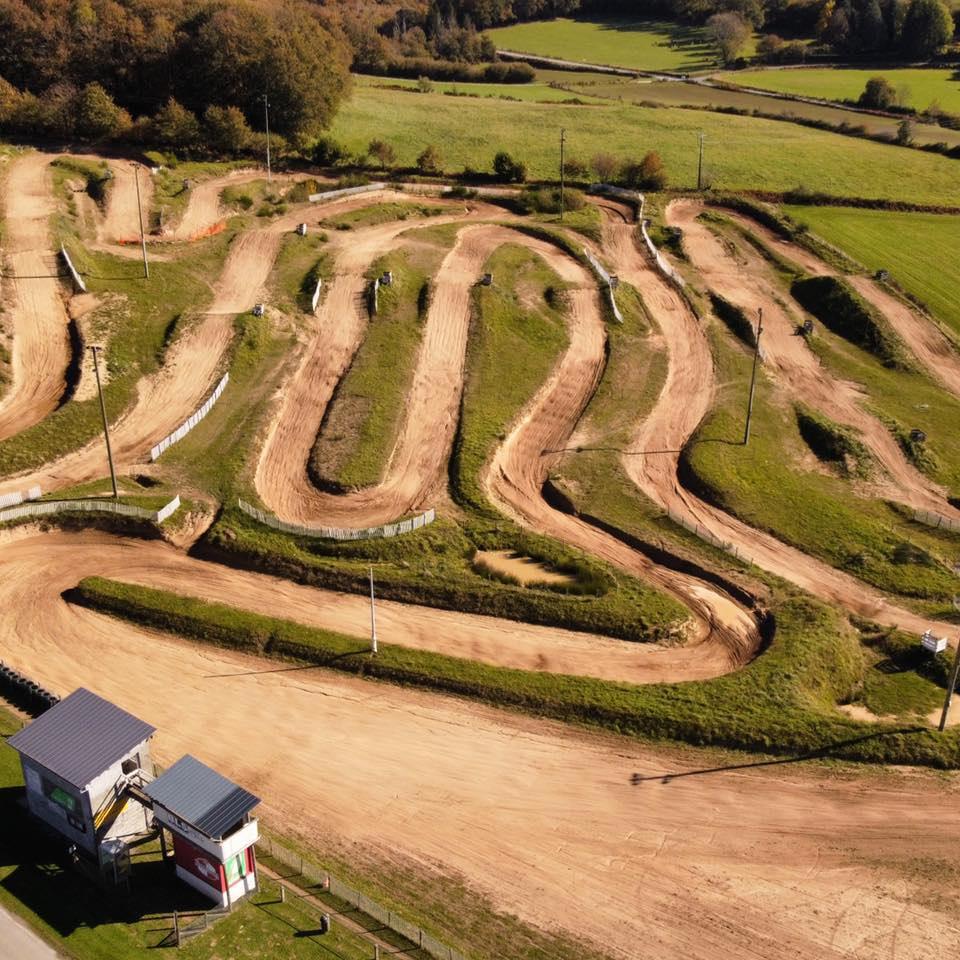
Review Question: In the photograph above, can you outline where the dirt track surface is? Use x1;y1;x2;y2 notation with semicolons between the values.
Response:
669;199;960;524
98;159;152;245
2;529;959;960
595;202;954;638
0;152;71;440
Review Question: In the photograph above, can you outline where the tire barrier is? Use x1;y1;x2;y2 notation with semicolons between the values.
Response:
0;661;60;717
237;498;436;541
59;244;87;293
0;485;41;510
0;494;180;526
308;183;386;204
583;248;623;324
150;373;229;461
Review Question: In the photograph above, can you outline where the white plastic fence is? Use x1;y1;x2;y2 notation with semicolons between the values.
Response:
588;183;644;204
150;373;229;461
310;277;323;312
583;248;623;324
370;276;380;315
914;509;960;534
0;485;41;509
640;218;687;290
59;244;87;293
664;505;755;565
238;499;436;541
308;183;386;204
0;494;180;526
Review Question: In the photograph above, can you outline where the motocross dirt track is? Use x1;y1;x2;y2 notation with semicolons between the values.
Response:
668;199;959;524
1;528;959;960
595;201;954;638
0;152;71;440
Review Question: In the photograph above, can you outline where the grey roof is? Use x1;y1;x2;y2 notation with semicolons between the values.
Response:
145;754;260;839
8;688;155;788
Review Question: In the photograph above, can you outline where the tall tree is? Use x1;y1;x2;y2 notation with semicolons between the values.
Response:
901;0;954;56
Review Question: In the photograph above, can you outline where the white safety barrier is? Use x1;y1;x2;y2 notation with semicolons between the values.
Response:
0;485;41;510
150;373;229;461
310;277;323;312
308;183;386;204
583;248;623;324
0;494;180;526
588;183;643;204
59;244;87;293
370;276;380;315
664;506;755;566
238;499;436;541
914;509;960;534
640;218;686;290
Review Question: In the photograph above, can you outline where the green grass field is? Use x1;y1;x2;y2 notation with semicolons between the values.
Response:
726;68;960;114
788;206;960;336
330;84;960;205
485;18;724;72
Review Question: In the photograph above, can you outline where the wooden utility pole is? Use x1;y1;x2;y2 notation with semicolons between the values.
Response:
369;566;378;655
743;307;763;445
559;128;566;222
697;132;705;191
263;94;272;182
938;596;960;731
90;345;118;498
134;163;149;279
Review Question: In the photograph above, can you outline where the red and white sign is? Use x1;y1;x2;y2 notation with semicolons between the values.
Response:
173;835;224;892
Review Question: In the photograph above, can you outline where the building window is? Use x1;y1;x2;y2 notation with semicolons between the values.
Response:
42;779;79;815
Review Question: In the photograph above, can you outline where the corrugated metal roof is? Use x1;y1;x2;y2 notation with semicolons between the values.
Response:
8;687;155;789
145;754;260;840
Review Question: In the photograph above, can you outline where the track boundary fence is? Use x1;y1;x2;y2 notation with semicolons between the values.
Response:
914;508;960;533
664;506;755;565
59;244;87;292
0;486;41;509
237;499;436;541
583;247;623;324
256;835;466;960
150;373;229;461
310;277;323;312
308;183;386;204
0;494;180;525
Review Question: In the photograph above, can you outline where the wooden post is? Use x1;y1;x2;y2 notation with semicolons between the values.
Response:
173;910;180;947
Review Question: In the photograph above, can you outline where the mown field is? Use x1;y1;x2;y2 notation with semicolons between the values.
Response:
330;84;960;204
356;73;606;103
726;67;960;114
485;17;723;72
789;206;960;336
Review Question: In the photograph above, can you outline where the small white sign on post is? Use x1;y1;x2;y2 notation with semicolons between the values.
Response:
921;630;948;654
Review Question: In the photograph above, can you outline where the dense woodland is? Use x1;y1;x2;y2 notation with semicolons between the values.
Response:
0;0;957;152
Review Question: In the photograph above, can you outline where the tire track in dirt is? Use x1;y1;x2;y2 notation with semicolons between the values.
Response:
0;152;71;440
2;527;959;960
669;199;960;523
595;202;955;638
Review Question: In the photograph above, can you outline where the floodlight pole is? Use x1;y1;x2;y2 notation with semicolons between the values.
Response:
697;132;705;192
743;307;763;446
263;94;272;183
90;345;118;498
134;163;149;279
938;596;960;731
559;128;566;222
369;566;378;655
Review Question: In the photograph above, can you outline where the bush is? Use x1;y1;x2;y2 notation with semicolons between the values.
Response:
492;151;527;183
368;139;397;169
619;151;667;190
203;105;252;155
517;186;586;214
152;97;200;150
312;135;347;167
417;144;442;174
859;77;898;110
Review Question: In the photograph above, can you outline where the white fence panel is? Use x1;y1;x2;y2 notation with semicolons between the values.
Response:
914;509;960;534
310;278;323;312
237;499;436;541
664;506;754;566
0;486;41;509
0;494;180;526
583;248;623;324
308;183;386;204
640;218;686;289
59;245;87;293
150;373;229;461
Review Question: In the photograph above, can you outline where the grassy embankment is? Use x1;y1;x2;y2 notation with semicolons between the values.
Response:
310;243;438;491
330;84;960;205
789;205;960;336
200;235;687;641
357;72;608;103
0;710;411;960
71;574;960;767
320;200;445;230
484;17;727;71
726;67;960;114
0;178;236;479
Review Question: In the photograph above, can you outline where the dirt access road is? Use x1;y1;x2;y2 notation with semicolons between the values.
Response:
2;528;959;960
668;199;960;525
0;152;71;441
595;202;955;638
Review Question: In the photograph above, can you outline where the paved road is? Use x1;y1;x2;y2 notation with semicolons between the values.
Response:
0;904;62;959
